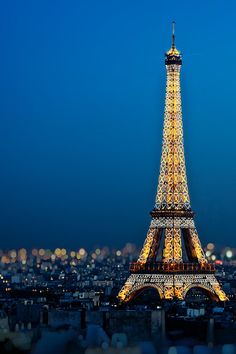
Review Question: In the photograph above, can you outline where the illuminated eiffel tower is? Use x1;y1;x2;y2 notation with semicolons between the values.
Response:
118;23;227;303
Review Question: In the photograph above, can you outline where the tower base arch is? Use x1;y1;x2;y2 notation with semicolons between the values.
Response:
118;273;227;303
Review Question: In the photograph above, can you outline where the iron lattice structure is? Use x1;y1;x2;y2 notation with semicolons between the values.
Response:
117;24;228;303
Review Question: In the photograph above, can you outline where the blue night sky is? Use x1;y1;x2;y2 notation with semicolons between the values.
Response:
0;0;235;250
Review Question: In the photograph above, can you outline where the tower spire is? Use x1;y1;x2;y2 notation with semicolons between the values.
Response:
172;20;175;48
165;21;181;64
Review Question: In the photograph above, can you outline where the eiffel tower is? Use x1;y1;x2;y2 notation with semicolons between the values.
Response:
118;23;227;303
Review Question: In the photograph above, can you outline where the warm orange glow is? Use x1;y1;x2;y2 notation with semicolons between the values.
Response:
117;33;228;304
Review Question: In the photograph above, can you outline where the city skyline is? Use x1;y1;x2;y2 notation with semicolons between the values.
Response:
0;1;236;249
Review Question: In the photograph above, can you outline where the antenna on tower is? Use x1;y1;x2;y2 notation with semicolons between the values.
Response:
172;21;175;48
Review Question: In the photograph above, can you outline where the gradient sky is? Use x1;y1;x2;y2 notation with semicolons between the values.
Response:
0;0;235;250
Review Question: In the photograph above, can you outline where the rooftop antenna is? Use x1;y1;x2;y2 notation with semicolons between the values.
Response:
172;21;175;48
